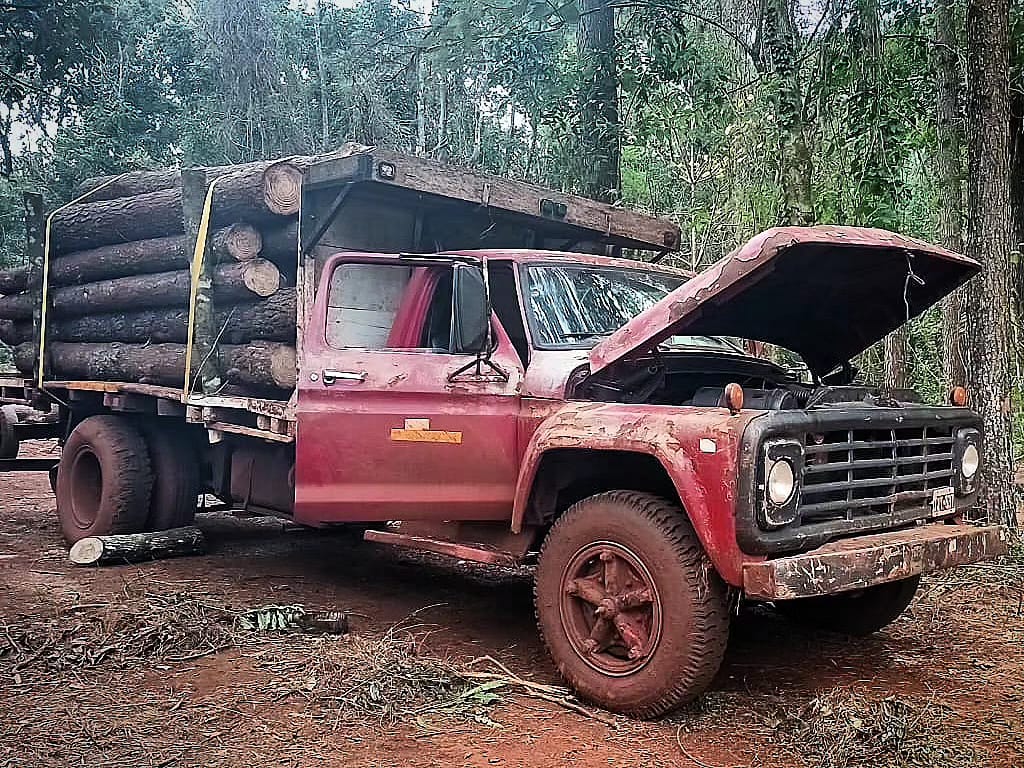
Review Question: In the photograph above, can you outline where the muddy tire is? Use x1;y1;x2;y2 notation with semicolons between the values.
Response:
535;491;729;718
56;415;152;544
141;421;200;531
774;576;920;636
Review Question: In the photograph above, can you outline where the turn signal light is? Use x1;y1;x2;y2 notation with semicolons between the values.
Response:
950;386;968;407
725;382;744;414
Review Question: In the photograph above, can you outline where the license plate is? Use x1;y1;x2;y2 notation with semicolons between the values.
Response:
931;486;955;516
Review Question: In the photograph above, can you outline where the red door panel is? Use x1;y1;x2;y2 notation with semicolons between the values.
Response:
294;255;523;525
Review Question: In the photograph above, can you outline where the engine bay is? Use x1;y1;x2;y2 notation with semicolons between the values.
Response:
572;351;920;410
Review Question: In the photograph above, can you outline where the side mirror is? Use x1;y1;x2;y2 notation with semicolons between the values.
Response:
447;261;510;382
451;264;488;354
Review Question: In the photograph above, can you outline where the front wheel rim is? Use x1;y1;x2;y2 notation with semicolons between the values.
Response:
558;540;663;676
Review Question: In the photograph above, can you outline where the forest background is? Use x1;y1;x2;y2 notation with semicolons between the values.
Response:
0;0;1020;521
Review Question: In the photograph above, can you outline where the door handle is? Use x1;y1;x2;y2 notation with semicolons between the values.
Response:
322;369;367;385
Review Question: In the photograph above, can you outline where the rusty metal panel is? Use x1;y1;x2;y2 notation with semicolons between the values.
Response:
743;523;1008;599
589;226;981;377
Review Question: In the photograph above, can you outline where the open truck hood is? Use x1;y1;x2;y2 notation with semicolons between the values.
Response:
589;226;980;377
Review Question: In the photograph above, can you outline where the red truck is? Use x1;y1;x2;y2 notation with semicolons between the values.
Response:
0;151;1007;717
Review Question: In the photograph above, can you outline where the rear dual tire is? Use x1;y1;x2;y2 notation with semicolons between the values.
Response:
56;415;200;544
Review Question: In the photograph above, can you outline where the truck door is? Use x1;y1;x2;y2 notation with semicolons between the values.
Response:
294;254;524;524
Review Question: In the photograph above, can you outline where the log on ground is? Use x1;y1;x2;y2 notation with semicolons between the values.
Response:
51;290;296;344
45;341;296;389
69;525;206;566
50;259;281;316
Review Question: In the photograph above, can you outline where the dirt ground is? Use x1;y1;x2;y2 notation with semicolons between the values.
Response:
2;441;1023;768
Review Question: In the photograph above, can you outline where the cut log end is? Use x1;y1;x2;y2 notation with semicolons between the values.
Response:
69;537;104;565
220;223;263;261
239;259;282;297
263;162;303;216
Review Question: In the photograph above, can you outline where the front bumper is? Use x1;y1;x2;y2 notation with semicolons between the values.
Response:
743;523;1008;600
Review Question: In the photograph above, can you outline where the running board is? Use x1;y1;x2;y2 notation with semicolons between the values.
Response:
363;529;523;566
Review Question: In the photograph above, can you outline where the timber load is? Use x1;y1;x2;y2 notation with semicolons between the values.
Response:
0;148;348;394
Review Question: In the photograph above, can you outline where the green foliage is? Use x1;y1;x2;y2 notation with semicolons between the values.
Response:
0;0;1018;449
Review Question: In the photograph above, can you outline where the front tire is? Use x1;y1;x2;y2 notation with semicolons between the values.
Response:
774;576;920;636
56;415;153;544
535;491;729;718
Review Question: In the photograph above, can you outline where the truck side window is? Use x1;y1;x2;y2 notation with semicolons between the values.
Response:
326;262;458;351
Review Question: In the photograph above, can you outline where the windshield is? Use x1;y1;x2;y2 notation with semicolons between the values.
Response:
524;264;741;352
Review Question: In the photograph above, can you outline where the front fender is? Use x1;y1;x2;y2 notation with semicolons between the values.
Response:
512;402;762;586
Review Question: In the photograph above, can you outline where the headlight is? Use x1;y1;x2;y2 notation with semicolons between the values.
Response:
954;428;982;496
961;443;979;479
767;459;796;505
760;439;803;529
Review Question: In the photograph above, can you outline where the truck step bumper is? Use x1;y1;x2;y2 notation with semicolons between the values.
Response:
743;523;1008;600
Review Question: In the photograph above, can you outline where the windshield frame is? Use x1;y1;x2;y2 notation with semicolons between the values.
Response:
517;261;742;354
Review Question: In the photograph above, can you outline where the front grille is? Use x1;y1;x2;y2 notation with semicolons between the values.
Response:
800;425;955;523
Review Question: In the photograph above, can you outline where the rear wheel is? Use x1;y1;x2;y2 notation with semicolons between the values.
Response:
535;491;729;718
774;576;920;636
56;415;152;543
141;421;201;531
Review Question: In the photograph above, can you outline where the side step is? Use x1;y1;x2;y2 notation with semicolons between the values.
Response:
363;529;524;567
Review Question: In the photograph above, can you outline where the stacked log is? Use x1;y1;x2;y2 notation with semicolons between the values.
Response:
0;154;318;393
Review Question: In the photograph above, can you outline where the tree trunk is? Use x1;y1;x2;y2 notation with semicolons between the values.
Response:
39;341;296;389
0;265;34;294
50;260;281;317
314;0;330;150
759;0;815;225
576;0;620;202
49;291;296;345
935;0;968;389
964;0;1018;526
69;526;206;566
883;331;909;390
50;189;183;255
